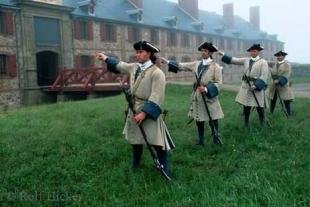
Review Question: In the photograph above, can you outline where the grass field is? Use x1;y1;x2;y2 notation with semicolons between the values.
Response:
0;84;309;206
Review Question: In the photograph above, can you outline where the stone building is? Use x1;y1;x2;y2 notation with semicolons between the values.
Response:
0;0;284;109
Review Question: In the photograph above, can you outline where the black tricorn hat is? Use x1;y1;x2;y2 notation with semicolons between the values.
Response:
198;42;218;52
133;41;160;53
247;44;264;52
274;50;288;57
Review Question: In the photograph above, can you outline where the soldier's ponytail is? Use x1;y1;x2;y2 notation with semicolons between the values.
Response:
150;53;157;64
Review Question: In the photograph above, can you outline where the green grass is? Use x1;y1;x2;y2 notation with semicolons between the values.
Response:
0;84;309;206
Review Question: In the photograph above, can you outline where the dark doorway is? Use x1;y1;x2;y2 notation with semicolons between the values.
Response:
36;51;58;86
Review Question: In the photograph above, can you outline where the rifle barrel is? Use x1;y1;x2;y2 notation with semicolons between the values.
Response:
120;82;171;181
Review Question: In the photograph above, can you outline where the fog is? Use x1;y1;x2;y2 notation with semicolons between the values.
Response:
169;0;310;63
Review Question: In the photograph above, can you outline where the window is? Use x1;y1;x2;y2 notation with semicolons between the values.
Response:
0;55;7;75
0;11;13;35
0;11;5;34
150;29;159;44
128;27;141;43
181;56;191;62
196;35;203;46
238;41;243;50
74;20;93;40
168;56;176;61
34;17;60;45
219;38;225;50
80;22;88;40
181;33;190;48
129;55;136;63
100;23;117;42
81;55;91;68
137;13;142;22
208;37;214;44
167;31;177;47
75;55;95;68
227;39;233;51
0;54;16;77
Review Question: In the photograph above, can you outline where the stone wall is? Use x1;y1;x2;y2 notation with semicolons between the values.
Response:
0;10;19;110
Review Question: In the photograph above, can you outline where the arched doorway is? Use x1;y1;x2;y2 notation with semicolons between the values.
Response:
36;51;59;86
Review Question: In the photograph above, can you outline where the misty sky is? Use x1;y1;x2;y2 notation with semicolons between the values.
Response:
169;0;310;63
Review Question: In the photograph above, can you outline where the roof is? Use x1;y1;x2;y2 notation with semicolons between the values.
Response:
0;0;16;7
68;0;279;41
1;0;280;42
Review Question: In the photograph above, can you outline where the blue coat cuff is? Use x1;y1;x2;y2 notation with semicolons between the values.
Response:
168;60;179;73
254;79;266;91
278;76;288;86
142;101;162;120
221;55;232;64
105;57;120;73
205;82;219;98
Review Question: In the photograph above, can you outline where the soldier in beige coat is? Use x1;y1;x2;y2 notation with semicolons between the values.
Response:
267;51;294;116
218;44;269;126
96;41;174;174
161;42;224;146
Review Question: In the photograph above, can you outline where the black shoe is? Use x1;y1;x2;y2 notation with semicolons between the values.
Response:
212;134;223;146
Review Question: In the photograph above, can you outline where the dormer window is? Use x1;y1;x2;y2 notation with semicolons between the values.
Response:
126;9;143;23
214;26;224;34
88;0;95;16
191;21;204;31
259;31;267;38
163;16;177;28
78;0;96;16
231;29;241;38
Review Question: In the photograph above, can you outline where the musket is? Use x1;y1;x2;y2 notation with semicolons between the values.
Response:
119;81;171;181
243;75;261;108
193;72;223;145
275;87;289;118
243;74;272;127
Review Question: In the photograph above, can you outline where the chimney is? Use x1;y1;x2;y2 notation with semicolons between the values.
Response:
178;0;199;19
250;6;260;30
223;3;234;28
128;0;143;9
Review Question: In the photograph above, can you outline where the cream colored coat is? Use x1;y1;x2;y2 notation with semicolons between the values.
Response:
116;62;173;150
267;61;294;101
178;60;224;121
229;57;269;107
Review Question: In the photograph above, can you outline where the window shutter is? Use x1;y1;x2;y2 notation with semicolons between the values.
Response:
8;54;17;77
90;56;95;67
88;21;93;40
112;25;117;42
74;55;81;68
5;12;14;35
128;27;133;42
74;21;81;40
100;23;106;41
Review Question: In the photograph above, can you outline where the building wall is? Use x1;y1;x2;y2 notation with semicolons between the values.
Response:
0;1;284;109
73;20;283;84
14;2;74;106
0;9;20;109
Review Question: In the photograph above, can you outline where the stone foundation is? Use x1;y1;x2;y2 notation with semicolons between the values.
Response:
0;90;21;110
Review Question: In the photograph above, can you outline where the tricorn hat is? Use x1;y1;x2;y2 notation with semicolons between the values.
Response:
247;44;264;52
133;41;160;53
198;42;218;52
274;50;288;57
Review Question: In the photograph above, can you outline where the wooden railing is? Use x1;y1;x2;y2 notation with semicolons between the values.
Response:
50;67;130;92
